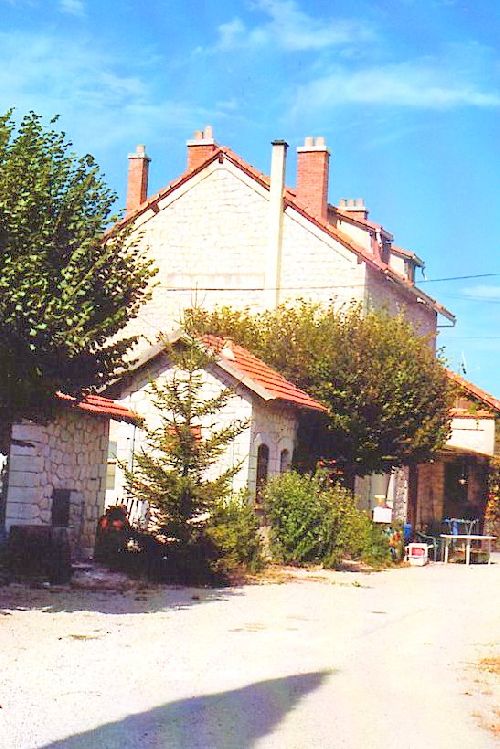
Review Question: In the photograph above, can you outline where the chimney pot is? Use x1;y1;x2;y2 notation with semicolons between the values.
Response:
338;197;369;221
186;125;217;170
304;136;314;148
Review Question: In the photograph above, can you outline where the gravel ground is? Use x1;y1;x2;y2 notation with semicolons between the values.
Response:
0;558;498;749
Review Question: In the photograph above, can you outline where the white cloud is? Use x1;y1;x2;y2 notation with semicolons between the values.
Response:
463;285;500;300
214;0;374;52
291;58;500;112
59;0;85;16
0;31;209;152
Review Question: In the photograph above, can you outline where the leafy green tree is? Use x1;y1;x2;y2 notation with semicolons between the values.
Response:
187;302;454;476
123;337;248;548
0;111;155;430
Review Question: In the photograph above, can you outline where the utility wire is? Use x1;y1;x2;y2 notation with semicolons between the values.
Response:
419;273;499;284
150;272;499;293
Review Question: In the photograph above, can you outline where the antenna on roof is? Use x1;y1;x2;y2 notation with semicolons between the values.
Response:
459;352;468;376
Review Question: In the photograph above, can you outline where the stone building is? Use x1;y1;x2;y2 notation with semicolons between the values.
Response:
114;128;454;353
105;335;325;509
407;371;500;531
106;127;498;527
1;393;138;558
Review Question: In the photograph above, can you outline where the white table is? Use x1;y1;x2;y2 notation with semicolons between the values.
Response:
440;534;496;565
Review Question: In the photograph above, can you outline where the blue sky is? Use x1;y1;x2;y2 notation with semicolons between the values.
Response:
1;0;499;395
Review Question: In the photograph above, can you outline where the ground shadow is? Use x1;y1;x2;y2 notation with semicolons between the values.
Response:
39;671;331;749
0;582;241;615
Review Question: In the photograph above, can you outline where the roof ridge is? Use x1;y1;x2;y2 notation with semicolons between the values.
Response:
109;143;454;320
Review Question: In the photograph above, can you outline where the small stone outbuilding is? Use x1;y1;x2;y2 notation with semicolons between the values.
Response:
105;336;326;509
1;393;138;558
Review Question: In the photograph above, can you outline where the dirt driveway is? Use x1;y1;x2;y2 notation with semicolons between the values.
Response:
0;558;498;749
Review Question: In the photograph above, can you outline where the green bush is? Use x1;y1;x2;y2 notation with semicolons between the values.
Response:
206;495;265;577
263;471;391;567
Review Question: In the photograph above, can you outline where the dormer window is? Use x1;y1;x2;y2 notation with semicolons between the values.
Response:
381;240;391;264
404;260;415;283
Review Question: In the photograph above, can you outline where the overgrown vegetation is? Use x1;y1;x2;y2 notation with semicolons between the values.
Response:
263;471;391;568
0;111;155;433
206;495;264;576
187;302;453;478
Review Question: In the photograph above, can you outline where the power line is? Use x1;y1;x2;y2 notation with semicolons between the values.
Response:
419;273;500;284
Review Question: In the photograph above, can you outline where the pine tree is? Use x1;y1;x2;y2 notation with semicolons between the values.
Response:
124;336;248;548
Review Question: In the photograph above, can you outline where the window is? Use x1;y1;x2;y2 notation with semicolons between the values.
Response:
106;441;118;491
51;489;71;527
280;449;291;473
255;444;269;504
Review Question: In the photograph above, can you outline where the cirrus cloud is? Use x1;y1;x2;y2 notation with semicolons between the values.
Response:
291;55;500;113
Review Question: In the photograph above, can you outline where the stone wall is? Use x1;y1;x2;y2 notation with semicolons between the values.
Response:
120;158;425;352
364;267;438;342
5;410;109;558
415;461;445;528
248;401;298;499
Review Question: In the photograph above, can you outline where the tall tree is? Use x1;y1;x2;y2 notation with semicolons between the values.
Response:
0;111;155;430
187;302;454;476
124;336;248;546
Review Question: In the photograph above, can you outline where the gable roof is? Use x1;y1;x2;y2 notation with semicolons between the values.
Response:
110;142;455;323
447;370;500;414
56;392;139;424
107;334;326;414
202;336;326;413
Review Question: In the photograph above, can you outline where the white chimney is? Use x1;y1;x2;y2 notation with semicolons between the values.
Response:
266;139;288;308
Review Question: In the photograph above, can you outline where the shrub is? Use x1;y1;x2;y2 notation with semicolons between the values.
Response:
99;496;265;585
207;495;265;578
263;471;391;567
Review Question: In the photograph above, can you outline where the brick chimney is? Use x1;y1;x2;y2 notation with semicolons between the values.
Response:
186;125;216;171
296;136;330;222
126;145;150;217
338;198;369;221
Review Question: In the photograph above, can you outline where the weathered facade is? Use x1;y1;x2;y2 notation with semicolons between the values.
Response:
114;130;453;357
407;373;499;530
110;128;500;528
1;395;138;558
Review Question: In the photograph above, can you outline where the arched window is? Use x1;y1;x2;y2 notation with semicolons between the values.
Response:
255;444;269;503
280;448;291;473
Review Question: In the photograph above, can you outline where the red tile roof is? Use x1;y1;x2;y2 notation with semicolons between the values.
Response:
56;392;139;424
447;370;500;414
203;335;326;413
390;244;425;267
108;142;454;322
